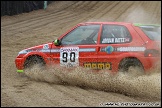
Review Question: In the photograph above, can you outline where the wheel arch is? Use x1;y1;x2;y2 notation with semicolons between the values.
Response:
23;54;46;68
118;57;144;71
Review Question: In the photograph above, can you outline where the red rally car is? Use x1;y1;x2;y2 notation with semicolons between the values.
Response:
15;22;161;73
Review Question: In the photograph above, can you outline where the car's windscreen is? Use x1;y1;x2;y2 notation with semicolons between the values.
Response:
139;26;161;41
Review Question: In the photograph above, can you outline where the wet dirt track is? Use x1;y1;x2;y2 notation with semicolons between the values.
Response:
1;1;161;107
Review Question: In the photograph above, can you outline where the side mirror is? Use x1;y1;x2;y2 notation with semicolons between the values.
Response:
53;39;61;46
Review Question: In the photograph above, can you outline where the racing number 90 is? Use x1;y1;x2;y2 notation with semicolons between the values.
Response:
62;52;75;62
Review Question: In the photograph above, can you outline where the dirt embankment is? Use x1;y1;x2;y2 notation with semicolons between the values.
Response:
1;1;161;107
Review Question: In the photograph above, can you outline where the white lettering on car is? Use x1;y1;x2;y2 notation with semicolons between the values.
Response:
102;38;130;43
116;47;146;51
102;38;115;43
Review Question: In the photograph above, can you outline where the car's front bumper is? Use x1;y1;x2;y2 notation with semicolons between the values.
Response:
15;57;25;72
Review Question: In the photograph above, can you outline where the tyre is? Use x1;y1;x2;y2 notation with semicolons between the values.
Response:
119;58;144;73
24;55;45;69
19;55;46;77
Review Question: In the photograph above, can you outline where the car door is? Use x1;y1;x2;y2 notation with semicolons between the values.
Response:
97;24;145;72
50;24;101;69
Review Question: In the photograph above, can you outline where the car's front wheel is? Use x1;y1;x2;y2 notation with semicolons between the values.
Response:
24;55;46;69
19;55;46;77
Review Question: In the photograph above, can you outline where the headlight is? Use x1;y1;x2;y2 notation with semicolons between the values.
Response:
18;50;27;56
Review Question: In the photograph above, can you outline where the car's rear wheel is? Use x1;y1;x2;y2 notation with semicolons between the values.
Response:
118;58;144;75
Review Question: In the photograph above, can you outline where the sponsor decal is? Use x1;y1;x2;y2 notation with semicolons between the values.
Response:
43;44;49;49
105;46;114;54
60;48;78;52
84;62;112;70
101;46;146;53
116;47;146;52
102;38;130;43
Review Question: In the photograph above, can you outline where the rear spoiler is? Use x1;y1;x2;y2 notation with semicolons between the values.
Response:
133;23;160;27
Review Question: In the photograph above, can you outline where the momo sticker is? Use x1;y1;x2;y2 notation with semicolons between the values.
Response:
60;47;79;67
84;62;112;70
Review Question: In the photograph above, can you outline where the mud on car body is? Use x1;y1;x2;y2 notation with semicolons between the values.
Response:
15;22;161;73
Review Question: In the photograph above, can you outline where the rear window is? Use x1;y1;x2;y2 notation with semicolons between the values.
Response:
139;26;161;41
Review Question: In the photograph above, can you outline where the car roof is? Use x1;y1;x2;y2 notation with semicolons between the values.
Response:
79;22;132;25
78;22;160;26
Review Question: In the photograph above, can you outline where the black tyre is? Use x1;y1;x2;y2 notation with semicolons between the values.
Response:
18;55;45;77
119;58;144;73
24;55;45;70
